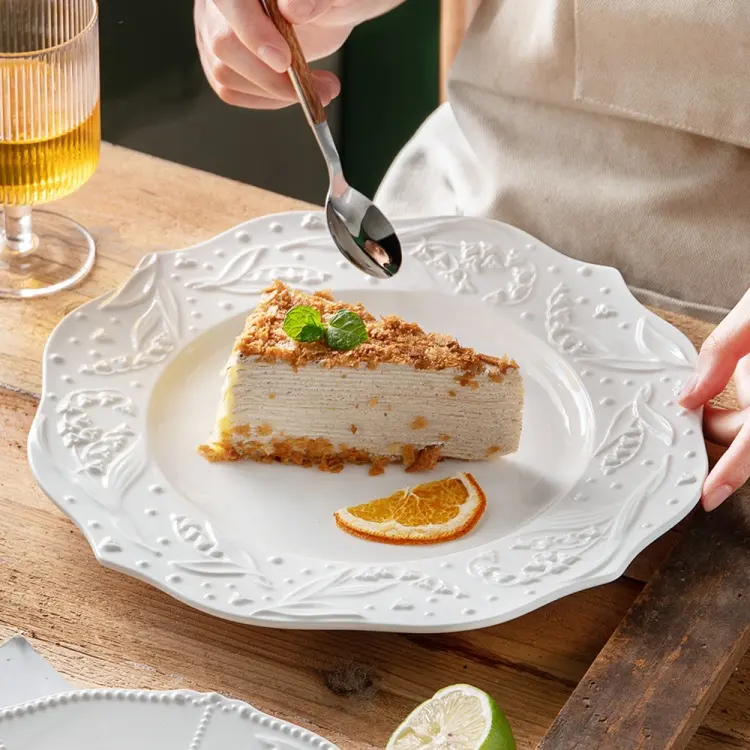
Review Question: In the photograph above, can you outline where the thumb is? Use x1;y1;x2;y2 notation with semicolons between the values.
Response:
679;288;750;409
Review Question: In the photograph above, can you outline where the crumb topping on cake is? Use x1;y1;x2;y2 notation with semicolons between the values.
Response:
405;445;442;473
234;281;518;374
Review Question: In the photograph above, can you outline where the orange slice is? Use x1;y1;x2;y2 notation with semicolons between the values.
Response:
334;473;486;545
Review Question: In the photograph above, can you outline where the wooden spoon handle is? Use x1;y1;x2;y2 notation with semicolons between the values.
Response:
260;0;327;125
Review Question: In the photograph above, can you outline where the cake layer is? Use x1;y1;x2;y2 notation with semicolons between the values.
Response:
201;357;524;471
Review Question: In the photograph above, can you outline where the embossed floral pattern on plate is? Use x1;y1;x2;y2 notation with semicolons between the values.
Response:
28;213;708;632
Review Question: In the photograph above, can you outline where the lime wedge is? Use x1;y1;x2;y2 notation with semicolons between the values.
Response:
387;684;516;750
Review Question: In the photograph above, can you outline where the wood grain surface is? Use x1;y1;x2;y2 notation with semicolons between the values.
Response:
0;144;747;749
538;486;750;749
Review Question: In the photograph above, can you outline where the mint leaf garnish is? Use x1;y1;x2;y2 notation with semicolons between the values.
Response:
282;306;325;343
282;305;368;350
325;309;369;351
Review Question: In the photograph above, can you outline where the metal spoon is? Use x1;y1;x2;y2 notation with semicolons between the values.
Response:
260;0;402;278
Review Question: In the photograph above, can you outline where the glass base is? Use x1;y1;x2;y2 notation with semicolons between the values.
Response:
0;209;96;298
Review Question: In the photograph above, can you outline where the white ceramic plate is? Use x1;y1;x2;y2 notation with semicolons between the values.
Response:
0;689;337;749
28;213;707;632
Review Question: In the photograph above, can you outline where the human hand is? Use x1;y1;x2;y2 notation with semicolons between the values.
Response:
679;288;750;511
194;0;402;110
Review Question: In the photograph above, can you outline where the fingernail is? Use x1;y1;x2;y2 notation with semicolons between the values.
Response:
703;484;733;511
258;45;289;73
287;0;315;21
679;373;699;402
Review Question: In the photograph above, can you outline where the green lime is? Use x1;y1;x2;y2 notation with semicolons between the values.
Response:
387;684;516;750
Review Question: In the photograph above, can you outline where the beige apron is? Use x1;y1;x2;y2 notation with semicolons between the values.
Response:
375;0;750;322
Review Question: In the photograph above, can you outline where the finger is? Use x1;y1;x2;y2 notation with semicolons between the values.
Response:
278;0;338;25
208;83;291;108
680;287;750;408
199;45;338;109
702;418;750;511
306;68;341;102
308;0;404;27
198;46;290;108
199;22;339;101
199;56;338;109
703;404;748;446
197;2;341;101
294;21;352;60
736;354;750;408
203;56;278;96
198;19;295;99
212;0;291;72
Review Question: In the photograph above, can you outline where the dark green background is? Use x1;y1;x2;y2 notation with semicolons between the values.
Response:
341;0;439;196
99;0;439;202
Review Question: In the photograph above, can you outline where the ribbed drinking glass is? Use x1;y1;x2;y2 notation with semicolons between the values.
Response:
0;0;100;298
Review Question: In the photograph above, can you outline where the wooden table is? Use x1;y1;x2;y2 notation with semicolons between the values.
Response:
0;145;747;749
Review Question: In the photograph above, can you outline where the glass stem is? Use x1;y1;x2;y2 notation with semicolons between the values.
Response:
2;205;37;254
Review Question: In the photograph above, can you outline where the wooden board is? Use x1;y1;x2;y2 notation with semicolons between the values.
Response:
539;486;750;749
0;144;747;749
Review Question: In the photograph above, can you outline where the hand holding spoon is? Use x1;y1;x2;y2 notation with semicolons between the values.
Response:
259;0;402;278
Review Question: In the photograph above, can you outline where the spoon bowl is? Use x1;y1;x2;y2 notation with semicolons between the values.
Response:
326;185;402;279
